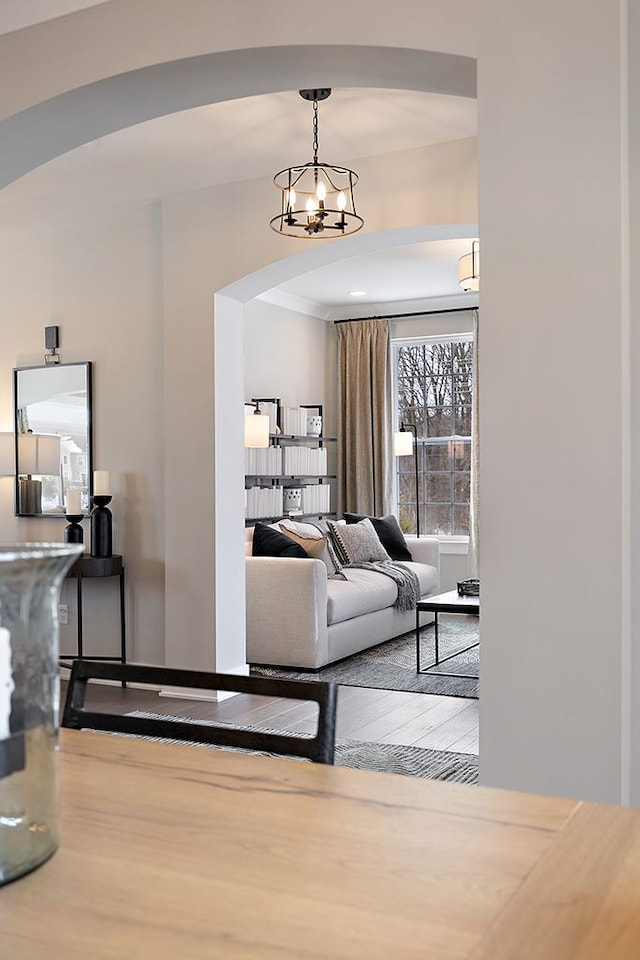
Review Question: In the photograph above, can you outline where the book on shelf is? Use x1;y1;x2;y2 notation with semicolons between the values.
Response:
245;484;283;520
281;406;309;436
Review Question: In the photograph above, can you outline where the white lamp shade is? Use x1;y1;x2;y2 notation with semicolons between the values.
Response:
394;430;414;457
18;433;60;475
0;433;14;476
245;413;270;448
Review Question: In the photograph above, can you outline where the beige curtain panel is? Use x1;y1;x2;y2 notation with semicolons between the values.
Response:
336;318;393;517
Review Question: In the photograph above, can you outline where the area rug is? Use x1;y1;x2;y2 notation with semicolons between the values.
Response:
251;616;479;699
126;711;478;784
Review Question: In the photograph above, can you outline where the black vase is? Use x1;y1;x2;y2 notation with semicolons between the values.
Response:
90;495;112;557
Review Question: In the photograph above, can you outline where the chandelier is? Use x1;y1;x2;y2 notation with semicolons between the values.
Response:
270;89;363;239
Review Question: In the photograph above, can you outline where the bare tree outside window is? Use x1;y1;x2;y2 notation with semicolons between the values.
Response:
395;337;473;536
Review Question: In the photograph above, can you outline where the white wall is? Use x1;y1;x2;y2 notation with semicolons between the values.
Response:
244;300;332;427
0;0;636;804
478;0;626;801
0;203;166;664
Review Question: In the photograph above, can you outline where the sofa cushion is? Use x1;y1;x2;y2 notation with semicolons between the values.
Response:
326;560;440;625
327;518;389;565
252;522;307;558
343;513;412;561
327;568;398;624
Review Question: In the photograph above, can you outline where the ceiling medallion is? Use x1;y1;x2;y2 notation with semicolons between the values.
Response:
270;88;364;239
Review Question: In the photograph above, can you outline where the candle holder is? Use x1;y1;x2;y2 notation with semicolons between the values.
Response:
63;514;84;544
90;495;113;558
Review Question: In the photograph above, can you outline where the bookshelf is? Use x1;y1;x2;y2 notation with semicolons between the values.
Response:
245;399;336;525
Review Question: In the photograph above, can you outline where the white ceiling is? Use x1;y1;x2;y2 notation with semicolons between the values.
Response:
0;0;110;35
0;37;478;313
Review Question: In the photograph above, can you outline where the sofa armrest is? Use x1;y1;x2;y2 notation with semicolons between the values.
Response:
245;556;329;669
405;536;440;573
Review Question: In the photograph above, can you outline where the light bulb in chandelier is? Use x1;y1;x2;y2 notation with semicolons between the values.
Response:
271;88;364;239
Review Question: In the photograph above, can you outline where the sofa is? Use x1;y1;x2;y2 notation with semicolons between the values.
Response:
245;519;440;669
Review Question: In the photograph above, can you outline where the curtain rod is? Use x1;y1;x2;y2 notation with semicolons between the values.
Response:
333;306;478;324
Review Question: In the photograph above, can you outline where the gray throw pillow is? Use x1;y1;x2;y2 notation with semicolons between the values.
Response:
327;518;390;565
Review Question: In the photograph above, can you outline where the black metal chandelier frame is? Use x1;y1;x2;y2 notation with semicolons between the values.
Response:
270;88;364;239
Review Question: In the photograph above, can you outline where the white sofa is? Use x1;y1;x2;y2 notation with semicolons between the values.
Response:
245;527;440;669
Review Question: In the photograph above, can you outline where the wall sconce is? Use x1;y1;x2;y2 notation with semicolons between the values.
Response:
458;240;480;292
17;431;60;515
244;402;270;448
393;422;420;538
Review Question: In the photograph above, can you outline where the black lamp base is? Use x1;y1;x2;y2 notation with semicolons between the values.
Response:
64;514;84;544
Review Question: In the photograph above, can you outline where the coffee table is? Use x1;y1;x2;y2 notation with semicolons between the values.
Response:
416;589;479;677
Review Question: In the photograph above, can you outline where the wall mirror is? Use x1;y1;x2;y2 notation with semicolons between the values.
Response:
13;362;93;517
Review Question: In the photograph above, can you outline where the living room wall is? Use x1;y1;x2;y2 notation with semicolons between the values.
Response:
0;202;166;664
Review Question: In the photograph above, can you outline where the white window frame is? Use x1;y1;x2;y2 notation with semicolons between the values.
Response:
392;332;473;546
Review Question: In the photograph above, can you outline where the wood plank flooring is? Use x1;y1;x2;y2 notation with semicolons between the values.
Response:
69;677;479;756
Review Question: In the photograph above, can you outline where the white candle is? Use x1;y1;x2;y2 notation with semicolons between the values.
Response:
0;626;14;740
93;471;110;495
65;489;82;514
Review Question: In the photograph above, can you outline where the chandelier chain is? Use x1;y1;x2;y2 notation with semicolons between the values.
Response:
312;99;319;163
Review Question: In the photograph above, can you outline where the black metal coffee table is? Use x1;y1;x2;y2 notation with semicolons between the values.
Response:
416;590;479;677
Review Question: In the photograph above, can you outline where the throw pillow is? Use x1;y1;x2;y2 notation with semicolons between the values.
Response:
252;522;307;558
344;513;412;562
327;517;390;566
276;519;343;577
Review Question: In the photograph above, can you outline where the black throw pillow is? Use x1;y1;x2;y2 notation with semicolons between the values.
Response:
252;522;307;558
343;513;412;561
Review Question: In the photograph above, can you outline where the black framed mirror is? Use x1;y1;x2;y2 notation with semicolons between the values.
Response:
13;362;93;517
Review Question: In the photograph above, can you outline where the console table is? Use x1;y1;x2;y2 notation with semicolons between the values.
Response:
61;554;127;668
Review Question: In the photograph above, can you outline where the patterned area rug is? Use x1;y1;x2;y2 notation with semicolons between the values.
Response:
251;616;479;699
126;711;479;784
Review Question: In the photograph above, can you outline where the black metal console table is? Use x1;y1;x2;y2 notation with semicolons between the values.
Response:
60;554;127;668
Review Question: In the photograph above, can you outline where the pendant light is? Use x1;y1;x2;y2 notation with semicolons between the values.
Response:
270;89;363;239
458;240;480;291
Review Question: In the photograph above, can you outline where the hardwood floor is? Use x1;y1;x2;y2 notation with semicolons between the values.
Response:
67;676;479;756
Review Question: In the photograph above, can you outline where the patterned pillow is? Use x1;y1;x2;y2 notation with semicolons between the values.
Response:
327;518;390;566
343;513;412;561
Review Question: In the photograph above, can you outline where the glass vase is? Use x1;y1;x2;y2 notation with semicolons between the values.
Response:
0;542;82;885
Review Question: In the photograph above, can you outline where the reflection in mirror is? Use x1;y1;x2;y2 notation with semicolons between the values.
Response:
13;362;93;517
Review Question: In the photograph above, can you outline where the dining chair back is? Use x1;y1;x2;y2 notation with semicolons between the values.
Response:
62;660;337;764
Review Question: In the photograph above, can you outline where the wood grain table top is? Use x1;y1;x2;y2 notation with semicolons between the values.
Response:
1;730;639;959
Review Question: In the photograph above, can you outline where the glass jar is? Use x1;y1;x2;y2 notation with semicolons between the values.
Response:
0;542;82;885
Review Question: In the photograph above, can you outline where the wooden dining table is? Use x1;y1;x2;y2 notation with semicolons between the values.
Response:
2;729;640;959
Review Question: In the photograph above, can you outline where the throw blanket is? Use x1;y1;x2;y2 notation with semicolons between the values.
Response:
345;561;421;612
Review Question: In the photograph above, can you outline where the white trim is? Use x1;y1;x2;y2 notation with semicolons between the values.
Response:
392;330;474;348
437;537;469;555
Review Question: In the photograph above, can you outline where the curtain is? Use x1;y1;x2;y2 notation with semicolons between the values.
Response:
336;319;393;517
467;309;480;576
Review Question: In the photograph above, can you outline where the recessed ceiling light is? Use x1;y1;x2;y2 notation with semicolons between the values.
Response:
348;290;367;297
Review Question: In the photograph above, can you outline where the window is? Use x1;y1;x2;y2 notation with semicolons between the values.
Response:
394;334;473;537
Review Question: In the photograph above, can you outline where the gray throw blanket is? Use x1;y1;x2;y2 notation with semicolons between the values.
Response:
345;561;421;612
